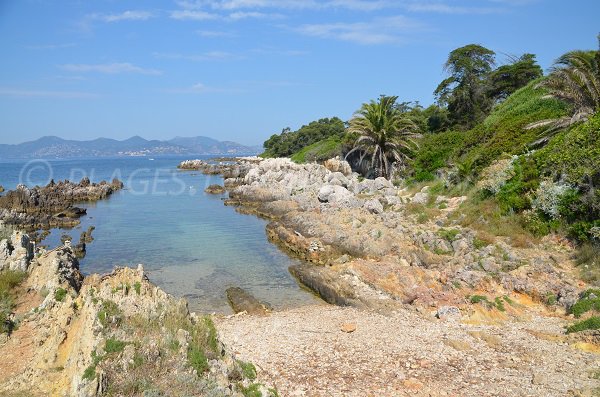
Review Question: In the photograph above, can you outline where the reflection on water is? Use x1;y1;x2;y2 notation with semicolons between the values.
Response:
0;156;322;313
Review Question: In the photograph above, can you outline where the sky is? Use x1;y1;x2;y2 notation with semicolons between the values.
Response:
0;1;598;146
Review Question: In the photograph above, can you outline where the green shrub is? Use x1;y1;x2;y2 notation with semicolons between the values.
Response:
82;365;96;381
438;228;460;242
566;316;600;333
187;346;209;375
104;337;127;353
470;295;489;304
133;282;141;295
54;288;67;302
0;270;27;334
240;383;263;397
238;361;257;380
411;131;465;181
97;300;122;328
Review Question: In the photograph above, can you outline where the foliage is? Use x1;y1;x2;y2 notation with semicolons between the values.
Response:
438;228;460;242
531;180;572;219
97;299;123;328
187;345;209;375
434;44;496;129
238;361;257;380
458;79;567;173
104;337;127;353
495;156;540;214
133;281;141;295
262;117;345;158
526;44;600;139
240;383;263;397
477;156;517;195
410;131;464;181
54;288;67;302
0;270;27;334
346;95;420;179
566;316;600;333
290;135;342;163
487;53;543;101
569;289;600;318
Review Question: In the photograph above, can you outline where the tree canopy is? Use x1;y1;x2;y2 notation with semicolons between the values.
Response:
262;117;345;158
434;44;496;130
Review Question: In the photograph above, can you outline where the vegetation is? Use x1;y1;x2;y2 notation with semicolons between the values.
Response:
434;44;496;129
0;270;27;334
238;360;257;380
54;288;67;302
345;95;420;179
566;316;600;333
97;299;123;328
262;117;345;158
526;42;600;140
290;135;342;163
569;289;600;318
104;337;127;353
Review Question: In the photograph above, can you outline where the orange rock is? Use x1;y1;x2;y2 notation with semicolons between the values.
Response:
341;323;357;333
403;378;423;390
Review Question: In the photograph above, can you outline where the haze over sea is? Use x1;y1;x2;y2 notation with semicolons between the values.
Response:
0;156;320;313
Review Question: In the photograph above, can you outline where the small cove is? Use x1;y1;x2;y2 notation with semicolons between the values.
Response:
0;156;322;313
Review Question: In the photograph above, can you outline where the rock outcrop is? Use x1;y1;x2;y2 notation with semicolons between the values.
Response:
0;230;34;271
0;178;123;231
196;157;585;315
0;240;271;396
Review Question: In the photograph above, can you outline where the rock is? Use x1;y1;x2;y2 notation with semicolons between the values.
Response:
327;172;349;188
204;184;226;194
364;198;384;214
0;231;34;272
225;287;269;315
0;178;122;231
411;192;429;204
374;177;392;190
323;157;352;176
436;306;461;321
341;323;356;333
318;185;352;204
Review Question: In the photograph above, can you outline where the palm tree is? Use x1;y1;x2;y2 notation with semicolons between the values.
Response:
345;95;420;179
526;38;600;141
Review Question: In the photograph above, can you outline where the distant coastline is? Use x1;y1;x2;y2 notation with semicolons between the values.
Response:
0;135;262;160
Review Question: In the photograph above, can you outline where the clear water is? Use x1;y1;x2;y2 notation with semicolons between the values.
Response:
0;156;321;313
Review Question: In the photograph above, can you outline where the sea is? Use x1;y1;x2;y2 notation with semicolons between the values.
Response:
0;156;322;313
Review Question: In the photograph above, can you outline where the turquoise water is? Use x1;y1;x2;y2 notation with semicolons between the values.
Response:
0;156;321;313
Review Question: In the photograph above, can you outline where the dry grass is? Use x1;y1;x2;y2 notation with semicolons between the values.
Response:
448;193;538;248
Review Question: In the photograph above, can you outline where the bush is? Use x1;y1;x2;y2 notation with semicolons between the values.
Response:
410;131;465;181
97;300;122;328
238;361;257;380
566;316;600;333
532;180;572;219
54;288;67;302
187;345;209;375
576;243;600;284
477;156;517;195
105;337;127;353
0;270;27;334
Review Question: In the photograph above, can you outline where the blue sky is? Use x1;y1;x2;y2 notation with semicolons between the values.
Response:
0;0;598;146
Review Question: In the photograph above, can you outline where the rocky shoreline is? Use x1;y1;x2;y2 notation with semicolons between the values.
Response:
192;157;583;313
180;156;600;396
0;233;273;396
0;178;123;232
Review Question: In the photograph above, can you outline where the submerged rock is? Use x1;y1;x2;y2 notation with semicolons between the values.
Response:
225;286;269;315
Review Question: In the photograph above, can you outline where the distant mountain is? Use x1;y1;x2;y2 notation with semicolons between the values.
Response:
0;135;261;159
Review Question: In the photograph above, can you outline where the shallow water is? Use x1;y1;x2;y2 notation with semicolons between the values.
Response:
0;156;321;313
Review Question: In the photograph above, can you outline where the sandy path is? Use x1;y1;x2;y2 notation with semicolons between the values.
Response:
215;304;599;397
